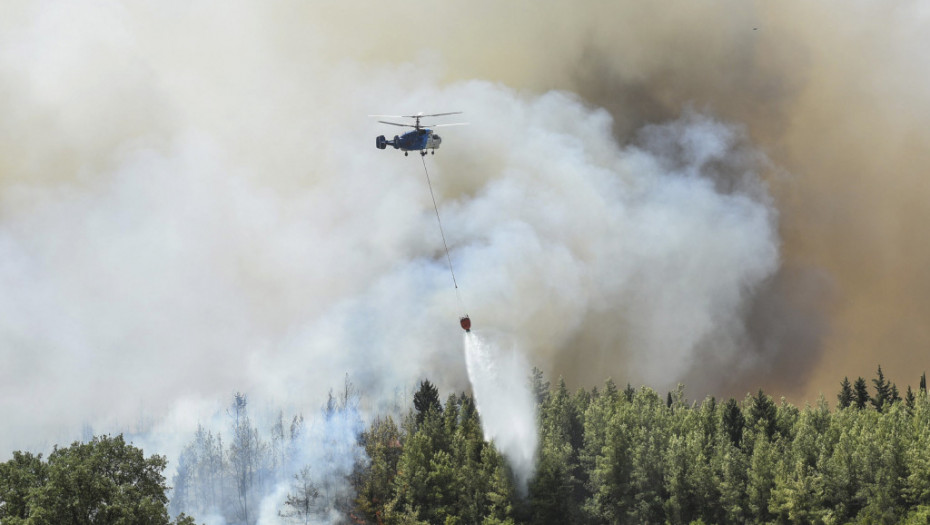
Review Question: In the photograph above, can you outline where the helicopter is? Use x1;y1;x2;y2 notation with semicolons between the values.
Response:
371;112;466;156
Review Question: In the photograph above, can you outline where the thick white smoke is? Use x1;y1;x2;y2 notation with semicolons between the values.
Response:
0;1;780;463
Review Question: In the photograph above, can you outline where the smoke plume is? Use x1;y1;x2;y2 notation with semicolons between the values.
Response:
2;0;929;491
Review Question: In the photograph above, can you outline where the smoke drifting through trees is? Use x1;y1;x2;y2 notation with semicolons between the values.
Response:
155;367;930;524
170;387;364;525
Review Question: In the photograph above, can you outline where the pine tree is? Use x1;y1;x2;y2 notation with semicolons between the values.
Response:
388;409;445;524
355;416;402;522
890;383;901;404
481;445;516;524
872;365;892;412
837;377;854;409
905;386;916;413
531;367;550;406
280;466;320;523
623;383;635;402
529;440;576;525
721;398;745;447
228;392;263;525
748;390;777;439
604;378;618;402
746;434;777;523
920;372;927;394
854;377;870;409
585;405;635;523
531;378;584;524
413;380;442;427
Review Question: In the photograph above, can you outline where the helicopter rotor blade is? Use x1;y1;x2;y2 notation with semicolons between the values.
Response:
378;121;417;128
371;113;464;130
408;112;462;118
424;122;469;128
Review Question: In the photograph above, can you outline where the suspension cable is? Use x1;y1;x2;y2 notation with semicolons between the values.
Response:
421;156;466;310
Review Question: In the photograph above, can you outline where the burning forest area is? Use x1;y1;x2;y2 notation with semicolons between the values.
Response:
3;1;930;524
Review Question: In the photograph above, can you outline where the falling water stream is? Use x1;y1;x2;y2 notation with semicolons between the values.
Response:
463;331;538;492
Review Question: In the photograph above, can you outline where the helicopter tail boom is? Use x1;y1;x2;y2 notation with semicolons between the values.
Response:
376;135;400;150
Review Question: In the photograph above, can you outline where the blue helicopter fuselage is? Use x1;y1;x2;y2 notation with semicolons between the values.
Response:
398;129;430;150
376;129;442;154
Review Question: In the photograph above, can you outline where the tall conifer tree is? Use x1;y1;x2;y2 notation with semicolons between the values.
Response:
853;377;870;409
838;377;854;409
871;366;891;412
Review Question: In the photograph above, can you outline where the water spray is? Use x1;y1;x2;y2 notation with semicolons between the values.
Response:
463;331;538;492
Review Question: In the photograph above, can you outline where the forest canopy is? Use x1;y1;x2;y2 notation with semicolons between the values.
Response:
0;434;195;525
3;368;930;525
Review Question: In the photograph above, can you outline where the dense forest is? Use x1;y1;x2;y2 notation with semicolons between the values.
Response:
344;368;930;525
3;367;930;524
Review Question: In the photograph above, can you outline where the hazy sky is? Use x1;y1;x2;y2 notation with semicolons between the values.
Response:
2;0;929;454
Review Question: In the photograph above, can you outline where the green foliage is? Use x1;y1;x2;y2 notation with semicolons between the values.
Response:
902;505;930;524
721;398;745;447
906;385;917;413
351;368;930;524
747;389;778;440
14;366;928;525
530;367;550;406
872;365;893;412
854;377;871;410
623;382;635;402
413;380;442;427
746;432;777;522
379;391;517;525
529;378;584;524
0;435;191;525
356;416;403;522
839;376;854;409
0;451;47;524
